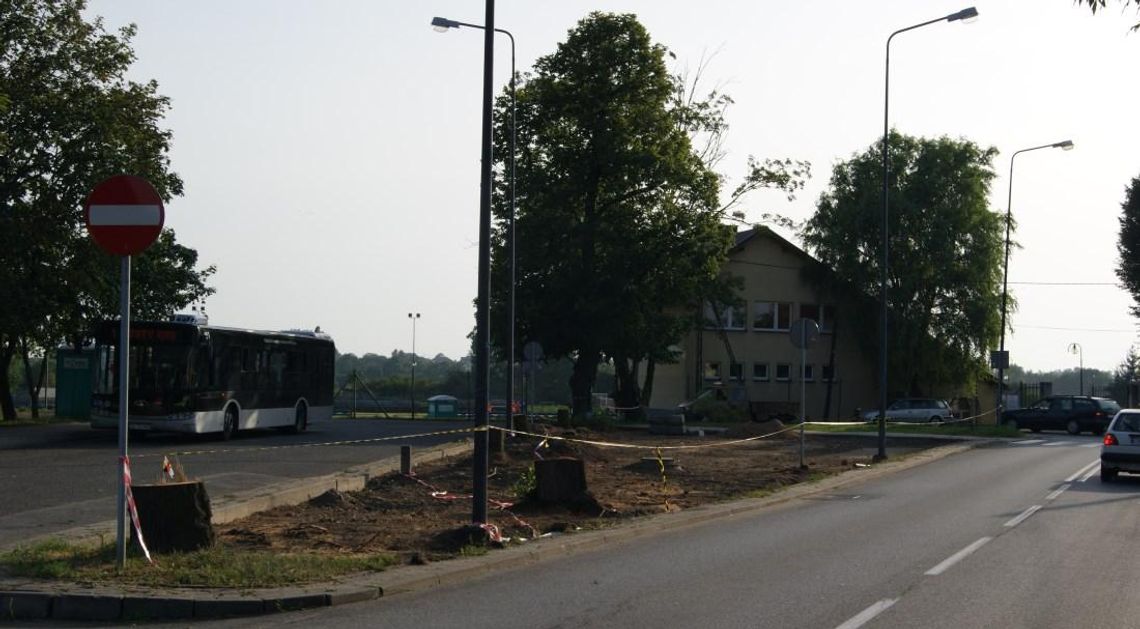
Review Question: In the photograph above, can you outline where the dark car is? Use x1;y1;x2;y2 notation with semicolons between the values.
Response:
1002;395;1120;435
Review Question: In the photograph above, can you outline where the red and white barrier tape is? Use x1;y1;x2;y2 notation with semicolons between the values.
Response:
120;456;155;565
403;472;539;540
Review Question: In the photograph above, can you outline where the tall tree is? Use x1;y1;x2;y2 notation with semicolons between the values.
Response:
802;132;1003;396
0;0;214;420
1114;175;1140;316
486;13;730;418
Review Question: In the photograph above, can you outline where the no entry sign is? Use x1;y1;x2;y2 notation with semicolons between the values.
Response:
84;175;165;256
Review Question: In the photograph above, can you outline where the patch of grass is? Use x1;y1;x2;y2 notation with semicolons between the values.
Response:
0;410;76;428
458;544;488;557
0;539;398;587
807;422;1019;438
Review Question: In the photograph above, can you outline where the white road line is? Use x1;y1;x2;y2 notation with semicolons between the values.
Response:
836;599;899;629
1042;442;1065;446
925;537;993;576
1079;465;1101;483
1046;484;1071;501
1066;460;1101;482
1012;439;1045;445
1083;443;1102;448
1004;505;1042;528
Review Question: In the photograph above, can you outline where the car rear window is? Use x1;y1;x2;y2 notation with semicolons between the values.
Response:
1114;412;1140;432
1099;400;1122;414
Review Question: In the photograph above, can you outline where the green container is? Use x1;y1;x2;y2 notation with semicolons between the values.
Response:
426;395;459;419
55;348;96;419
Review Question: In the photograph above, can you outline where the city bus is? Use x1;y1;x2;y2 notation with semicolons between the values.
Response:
90;313;335;439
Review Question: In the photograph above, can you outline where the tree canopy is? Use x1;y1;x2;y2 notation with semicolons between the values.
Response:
486;13;726;417
486;13;805;417
1114;175;1140;315
1078;0;1140;30
802;132;1003;396
0;0;214;419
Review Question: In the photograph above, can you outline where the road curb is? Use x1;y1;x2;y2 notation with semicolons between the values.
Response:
0;435;989;621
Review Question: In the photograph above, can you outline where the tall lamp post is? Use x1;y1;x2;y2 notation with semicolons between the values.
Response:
996;140;1074;418
877;6;978;462
432;15;519;429
408;313;420;419
1069;342;1084;395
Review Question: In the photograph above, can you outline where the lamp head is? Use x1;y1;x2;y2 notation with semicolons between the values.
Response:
1055;140;1075;151
948;7;979;23
431;16;459;32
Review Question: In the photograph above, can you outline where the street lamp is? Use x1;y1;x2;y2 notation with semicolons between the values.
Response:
432;15;519;429
1069;342;1084;395
408;313;420;419
995;140;1074;418
877;6;978;462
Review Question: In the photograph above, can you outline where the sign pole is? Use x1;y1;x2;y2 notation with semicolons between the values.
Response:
800;328;806;470
116;255;131;568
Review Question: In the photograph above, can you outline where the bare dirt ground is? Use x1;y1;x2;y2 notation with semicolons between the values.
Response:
218;424;938;564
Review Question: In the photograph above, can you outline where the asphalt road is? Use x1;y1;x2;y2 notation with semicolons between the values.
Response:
188;432;1135;629
0;417;470;549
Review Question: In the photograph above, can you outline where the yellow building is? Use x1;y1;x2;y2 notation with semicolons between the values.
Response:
650;226;879;420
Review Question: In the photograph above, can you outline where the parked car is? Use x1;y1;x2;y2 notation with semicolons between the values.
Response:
1100;409;1140;481
1001;395;1120;435
861;398;952;423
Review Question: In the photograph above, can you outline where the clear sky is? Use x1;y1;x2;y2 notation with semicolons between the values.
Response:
83;0;1140;372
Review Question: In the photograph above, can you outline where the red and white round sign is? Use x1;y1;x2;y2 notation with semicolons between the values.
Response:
84;175;165;256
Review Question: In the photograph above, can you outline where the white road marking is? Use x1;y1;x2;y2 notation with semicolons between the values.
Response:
1066;460;1100;482
1004;505;1042;528
1012;439;1045;445
1042;441;1065;446
1046;484;1071;501
836;599;899;629
925;537;993;576
1079;465;1100;483
1083;443;1102;448
88;204;162;225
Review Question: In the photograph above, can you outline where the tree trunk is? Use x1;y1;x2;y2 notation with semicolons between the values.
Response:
612;355;641;412
640;358;656;407
534;457;588;503
131;480;215;553
19;339;45;420
570;349;601;419
0;340;17;421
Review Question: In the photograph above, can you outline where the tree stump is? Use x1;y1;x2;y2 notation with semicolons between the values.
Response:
534;457;588;503
131;480;215;553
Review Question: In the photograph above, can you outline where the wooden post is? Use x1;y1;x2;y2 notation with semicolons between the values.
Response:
400;445;412;475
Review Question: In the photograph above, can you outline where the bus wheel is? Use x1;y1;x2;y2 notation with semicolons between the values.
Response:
289;403;308;434
221;406;238;441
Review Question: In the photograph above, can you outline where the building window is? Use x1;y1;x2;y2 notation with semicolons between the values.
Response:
822;365;835;382
802;364;814;381
704;362;721;380
704;302;746;330
800;303;837;333
776;363;791;381
752;363;769;381
730;362;744;381
753;301;792;331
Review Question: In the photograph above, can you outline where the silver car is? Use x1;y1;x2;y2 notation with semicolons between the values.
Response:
1100;409;1140;482
862;398;952;423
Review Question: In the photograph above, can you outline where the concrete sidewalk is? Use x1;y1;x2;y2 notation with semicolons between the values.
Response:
0;435;988;622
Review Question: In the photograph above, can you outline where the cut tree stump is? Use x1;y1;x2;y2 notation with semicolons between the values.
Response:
534;457;588;503
131;480;215;553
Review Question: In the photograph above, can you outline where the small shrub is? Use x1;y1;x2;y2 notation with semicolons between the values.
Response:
513;467;536;499
556;407;572;428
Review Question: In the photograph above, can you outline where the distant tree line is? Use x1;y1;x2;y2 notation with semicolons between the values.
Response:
334;351;613;408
